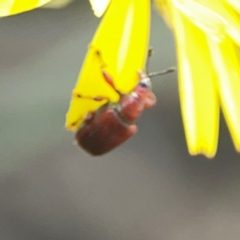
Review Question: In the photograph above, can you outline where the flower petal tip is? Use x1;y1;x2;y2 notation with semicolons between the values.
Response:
189;150;216;159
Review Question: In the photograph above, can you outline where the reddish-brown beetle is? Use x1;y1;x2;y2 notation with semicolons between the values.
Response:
75;53;175;155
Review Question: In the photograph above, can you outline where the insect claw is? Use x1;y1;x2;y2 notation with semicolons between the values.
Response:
148;47;153;57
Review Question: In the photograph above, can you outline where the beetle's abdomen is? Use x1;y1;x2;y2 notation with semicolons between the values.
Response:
75;107;137;156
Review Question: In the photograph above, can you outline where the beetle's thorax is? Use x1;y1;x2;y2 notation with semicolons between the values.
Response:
116;79;157;123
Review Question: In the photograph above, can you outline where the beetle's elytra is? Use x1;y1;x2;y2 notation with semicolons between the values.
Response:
75;107;137;156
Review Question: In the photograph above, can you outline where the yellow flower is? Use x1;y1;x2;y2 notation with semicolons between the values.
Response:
65;0;151;131
90;0;240;158
154;0;240;158
2;0;239;158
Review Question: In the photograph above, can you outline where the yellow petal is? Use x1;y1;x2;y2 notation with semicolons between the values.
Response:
167;0;240;47
65;0;151;131
226;0;240;13
169;4;219;158
155;0;240;157
0;0;50;17
89;0;111;17
91;0;151;93
208;37;240;151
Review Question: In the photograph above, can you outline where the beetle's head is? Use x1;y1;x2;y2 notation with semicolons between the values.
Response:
138;75;152;90
133;72;156;109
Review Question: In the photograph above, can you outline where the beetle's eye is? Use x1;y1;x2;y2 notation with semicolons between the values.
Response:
139;77;151;89
139;81;148;88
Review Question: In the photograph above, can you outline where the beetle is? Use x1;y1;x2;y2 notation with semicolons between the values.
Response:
65;0;174;155
74;50;175;155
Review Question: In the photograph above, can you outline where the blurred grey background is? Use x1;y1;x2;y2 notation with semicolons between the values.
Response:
0;1;240;240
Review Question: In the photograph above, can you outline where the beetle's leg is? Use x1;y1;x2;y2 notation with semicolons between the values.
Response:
148;47;153;57
137;48;153;76
70;111;96;129
95;50;107;68
146;47;153;74
95;50;115;87
101;70;122;95
73;90;110;102
101;69;115;90
94;49;122;95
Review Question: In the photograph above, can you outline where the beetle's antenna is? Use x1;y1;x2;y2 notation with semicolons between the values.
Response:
148;67;176;78
146;48;153;74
